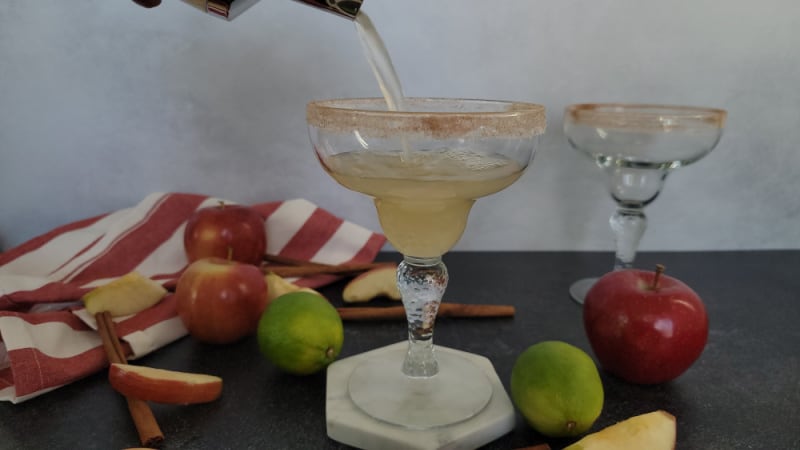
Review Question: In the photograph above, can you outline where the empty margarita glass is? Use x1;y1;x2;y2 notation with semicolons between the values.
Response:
564;103;726;304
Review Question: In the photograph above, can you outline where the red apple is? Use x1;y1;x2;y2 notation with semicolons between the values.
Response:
583;265;708;385
184;202;267;265
175;257;268;344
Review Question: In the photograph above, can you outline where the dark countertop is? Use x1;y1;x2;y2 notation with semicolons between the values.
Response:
1;251;798;449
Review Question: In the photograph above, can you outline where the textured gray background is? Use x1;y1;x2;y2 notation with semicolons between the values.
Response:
0;1;798;252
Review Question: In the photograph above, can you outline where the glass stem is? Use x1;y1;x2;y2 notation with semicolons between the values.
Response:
610;207;647;270
397;256;448;378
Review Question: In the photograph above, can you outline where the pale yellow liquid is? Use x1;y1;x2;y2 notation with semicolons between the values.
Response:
323;150;524;257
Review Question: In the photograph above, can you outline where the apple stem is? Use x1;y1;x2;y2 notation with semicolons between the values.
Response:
218;200;226;209
652;264;666;290
227;246;233;261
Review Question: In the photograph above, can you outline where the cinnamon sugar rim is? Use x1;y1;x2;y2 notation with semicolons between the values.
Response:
565;103;727;130
307;98;546;139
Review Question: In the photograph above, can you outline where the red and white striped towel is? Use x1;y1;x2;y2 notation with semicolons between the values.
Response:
0;192;385;403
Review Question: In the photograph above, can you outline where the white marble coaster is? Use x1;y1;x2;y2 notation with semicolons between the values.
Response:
326;342;515;450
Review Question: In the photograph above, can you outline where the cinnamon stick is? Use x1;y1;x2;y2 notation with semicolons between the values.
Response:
336;303;515;321
263;262;392;278
101;311;128;363
95;312;164;447
263;254;332;267
96;312;123;363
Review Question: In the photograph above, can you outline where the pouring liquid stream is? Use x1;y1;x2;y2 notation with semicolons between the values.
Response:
354;12;406;112
354;12;413;159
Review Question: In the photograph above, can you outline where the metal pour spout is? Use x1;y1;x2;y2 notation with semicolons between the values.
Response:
132;0;364;21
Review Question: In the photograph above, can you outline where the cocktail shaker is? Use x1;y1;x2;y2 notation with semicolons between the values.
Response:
133;0;364;20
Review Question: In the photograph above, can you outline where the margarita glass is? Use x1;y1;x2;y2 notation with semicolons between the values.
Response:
307;98;545;429
564;103;726;304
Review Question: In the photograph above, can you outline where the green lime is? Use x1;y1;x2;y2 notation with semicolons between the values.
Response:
257;291;344;375
510;340;604;438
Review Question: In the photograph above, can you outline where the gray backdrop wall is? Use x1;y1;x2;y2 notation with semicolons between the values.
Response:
1;0;798;252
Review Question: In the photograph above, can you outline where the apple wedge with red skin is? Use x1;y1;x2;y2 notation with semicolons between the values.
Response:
583;265;708;385
108;363;222;405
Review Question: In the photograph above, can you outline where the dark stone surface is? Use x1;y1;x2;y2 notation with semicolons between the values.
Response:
1;251;798;449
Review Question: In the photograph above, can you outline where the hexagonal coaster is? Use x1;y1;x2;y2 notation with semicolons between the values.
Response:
326;342;515;450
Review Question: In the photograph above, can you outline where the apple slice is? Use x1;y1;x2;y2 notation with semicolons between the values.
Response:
342;265;400;303
109;363;223;405
563;410;676;450
264;272;321;301
83;272;168;317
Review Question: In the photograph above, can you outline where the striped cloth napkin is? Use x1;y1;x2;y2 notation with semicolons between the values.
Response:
0;192;385;403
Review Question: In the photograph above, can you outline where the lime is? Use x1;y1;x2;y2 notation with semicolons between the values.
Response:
257;291;344;375
510;341;604;438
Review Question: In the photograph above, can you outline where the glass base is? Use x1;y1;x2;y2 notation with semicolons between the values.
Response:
347;346;493;430
569;277;599;305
